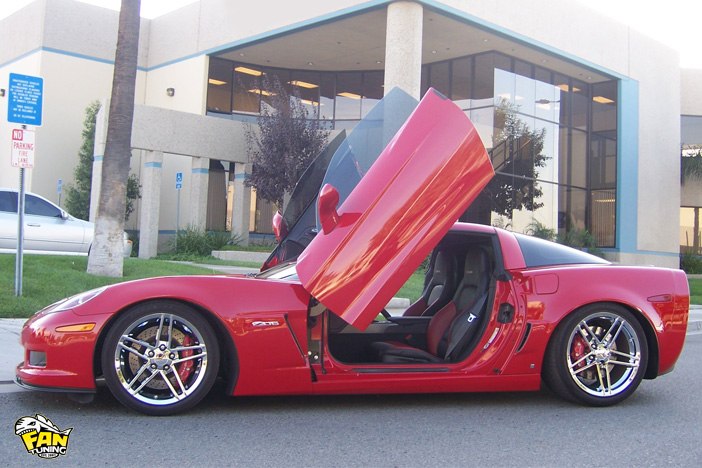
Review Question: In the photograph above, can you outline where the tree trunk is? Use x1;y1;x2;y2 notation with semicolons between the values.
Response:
87;0;141;277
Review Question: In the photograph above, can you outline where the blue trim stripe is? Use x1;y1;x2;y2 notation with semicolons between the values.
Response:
192;168;209;174
144;162;162;168
94;155;104;162
1;46;147;71
616;79;639;255
233;173;248;179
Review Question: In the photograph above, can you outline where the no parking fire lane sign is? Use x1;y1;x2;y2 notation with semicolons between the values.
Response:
11;128;35;168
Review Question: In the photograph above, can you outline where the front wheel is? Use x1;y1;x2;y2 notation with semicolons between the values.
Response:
101;301;220;415
543;303;648;406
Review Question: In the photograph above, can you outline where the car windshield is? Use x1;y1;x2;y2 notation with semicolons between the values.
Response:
314;87;419;229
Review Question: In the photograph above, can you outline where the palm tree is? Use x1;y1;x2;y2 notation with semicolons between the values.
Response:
87;0;141;277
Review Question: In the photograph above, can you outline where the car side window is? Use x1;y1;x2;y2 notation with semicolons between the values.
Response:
25;194;62;217
0;192;18;213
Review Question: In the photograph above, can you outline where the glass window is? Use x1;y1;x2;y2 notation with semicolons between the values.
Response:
571;79;589;130
494;68;515;109
473;53;494;108
682;115;702;145
570;129;588;188
590;134;617;189
335;72;362;120
592;81;617;135
420;65;430;97
361;71;384;118
514;60;534;116
533;119;559;184
260;68;290;113
451;57;472;109
290;71;321;119
207;58;233;113
319;73;335;121
680;207;701;253
429;61;450;97
26;195;61;217
534;67;557;122
515;232;608;267
531;180;559;232
0;191;17;213
558;185;587;233
233;64;261;113
470;107;494;150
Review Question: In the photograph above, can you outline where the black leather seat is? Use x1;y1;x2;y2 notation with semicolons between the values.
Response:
403;249;457;317
374;247;491;364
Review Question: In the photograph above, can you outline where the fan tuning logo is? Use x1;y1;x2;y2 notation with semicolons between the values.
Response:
15;413;73;459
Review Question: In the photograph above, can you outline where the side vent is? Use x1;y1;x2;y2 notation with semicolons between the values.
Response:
516;322;532;353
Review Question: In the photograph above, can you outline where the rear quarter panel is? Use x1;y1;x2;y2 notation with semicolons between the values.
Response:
501;264;689;378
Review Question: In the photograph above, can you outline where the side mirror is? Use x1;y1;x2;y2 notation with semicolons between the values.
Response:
272;211;288;242
60;210;69;220
318;184;340;235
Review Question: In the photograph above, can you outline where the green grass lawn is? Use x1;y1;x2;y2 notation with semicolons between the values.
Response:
397;271;425;303
688;278;702;305
0;254;218;319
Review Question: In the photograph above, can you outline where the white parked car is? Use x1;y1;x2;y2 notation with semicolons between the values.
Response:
0;188;132;257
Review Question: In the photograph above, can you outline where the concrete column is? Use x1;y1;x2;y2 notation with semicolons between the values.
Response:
138;151;163;258
189;157;209;230
89;99;110;222
384;1;423;99
231;163;252;246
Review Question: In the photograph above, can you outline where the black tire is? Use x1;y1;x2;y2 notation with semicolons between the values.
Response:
543;303;648;407
101;301;219;415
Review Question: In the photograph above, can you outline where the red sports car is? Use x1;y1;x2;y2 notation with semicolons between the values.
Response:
15;89;689;415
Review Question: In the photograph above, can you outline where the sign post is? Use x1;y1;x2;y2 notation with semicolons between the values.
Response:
8;73;43;297
175;172;183;251
57;178;62;207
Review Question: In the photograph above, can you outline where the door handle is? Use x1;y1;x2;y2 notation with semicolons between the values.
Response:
26;223;40;227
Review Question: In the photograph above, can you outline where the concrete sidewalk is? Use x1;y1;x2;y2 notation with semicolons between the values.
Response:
2;308;701;387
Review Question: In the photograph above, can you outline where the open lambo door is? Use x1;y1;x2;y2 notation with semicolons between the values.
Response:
296;88;494;331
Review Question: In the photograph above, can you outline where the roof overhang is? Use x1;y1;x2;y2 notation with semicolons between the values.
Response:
210;2;613;83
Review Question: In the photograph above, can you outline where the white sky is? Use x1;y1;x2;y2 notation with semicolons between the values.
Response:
2;0;701;68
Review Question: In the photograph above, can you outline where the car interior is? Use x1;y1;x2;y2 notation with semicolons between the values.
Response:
320;232;500;365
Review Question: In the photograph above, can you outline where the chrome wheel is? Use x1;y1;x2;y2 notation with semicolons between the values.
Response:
566;312;642;398
102;302;219;415
543;303;648;406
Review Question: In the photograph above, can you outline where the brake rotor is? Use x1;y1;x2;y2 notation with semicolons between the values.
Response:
128;326;186;390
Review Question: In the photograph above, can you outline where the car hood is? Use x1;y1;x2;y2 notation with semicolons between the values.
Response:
296;88;494;331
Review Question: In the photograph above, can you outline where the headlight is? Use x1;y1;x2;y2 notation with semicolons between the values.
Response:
46;286;108;313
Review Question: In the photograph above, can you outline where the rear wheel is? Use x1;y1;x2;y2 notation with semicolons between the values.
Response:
543;303;647;406
101;301;219;415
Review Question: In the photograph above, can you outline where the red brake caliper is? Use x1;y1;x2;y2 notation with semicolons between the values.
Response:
177;335;194;382
571;336;587;369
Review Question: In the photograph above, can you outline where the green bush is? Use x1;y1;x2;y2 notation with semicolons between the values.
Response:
525;220;556;241
680;249;702;274
557;228;604;258
168;225;236;257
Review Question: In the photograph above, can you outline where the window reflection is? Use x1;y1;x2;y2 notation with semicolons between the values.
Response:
207;58;233;113
208;54;619;245
335;72;362;120
290;71;321;119
361;71;384;118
